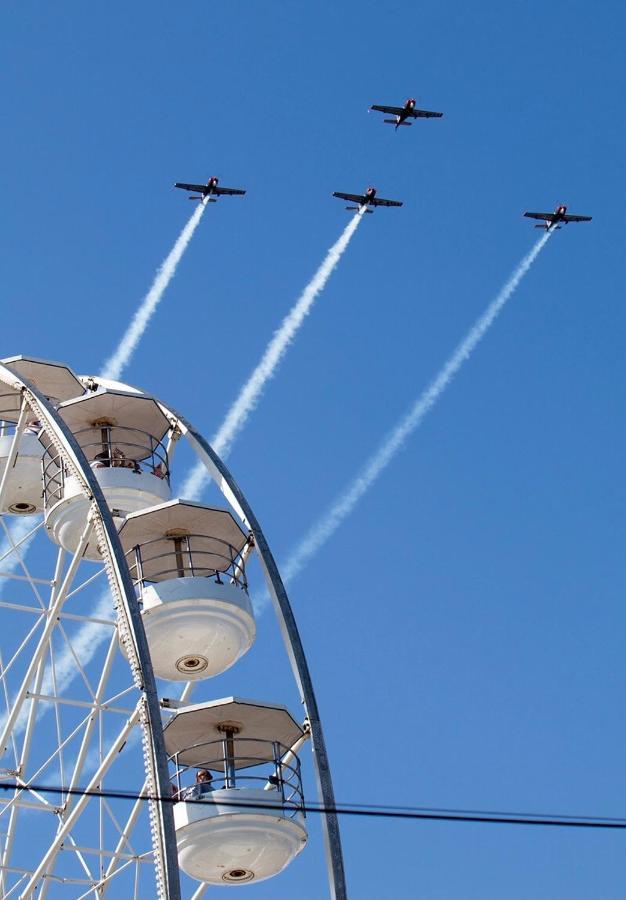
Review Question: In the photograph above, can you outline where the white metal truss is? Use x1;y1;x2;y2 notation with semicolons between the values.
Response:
0;368;180;899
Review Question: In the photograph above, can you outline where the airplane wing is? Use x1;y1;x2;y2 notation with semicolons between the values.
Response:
175;182;207;194
409;108;443;118
524;211;556;221
333;191;366;204
561;214;592;223
370;196;403;207
370;104;405;115
214;186;246;196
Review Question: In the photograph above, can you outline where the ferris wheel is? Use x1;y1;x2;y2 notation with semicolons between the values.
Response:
0;356;346;898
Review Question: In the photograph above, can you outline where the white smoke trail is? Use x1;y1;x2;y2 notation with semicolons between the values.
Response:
274;230;554;594
33;210;367;705
181;209;366;499
100;202;206;381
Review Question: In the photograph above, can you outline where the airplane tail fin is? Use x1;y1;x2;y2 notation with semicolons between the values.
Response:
188;196;203;201
534;224;549;229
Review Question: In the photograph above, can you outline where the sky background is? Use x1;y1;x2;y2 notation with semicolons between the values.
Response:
1;1;625;897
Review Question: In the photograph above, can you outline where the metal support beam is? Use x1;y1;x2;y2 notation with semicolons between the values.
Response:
0;522;92;756
20;706;140;896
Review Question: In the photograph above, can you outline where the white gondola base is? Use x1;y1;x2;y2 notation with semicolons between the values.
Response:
174;788;307;885
0;434;45;515
45;468;171;559
141;577;256;680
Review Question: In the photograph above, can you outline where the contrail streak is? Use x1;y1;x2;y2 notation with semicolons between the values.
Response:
274;230;554;595
6;230;549;741
181;209;366;499
100;202;206;381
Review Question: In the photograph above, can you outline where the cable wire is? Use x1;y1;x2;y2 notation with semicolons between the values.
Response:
1;781;624;830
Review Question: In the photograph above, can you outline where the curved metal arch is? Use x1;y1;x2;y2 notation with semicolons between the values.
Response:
0;363;181;900
159;401;348;900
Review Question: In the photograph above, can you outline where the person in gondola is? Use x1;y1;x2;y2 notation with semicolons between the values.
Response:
183;768;214;801
195;769;214;796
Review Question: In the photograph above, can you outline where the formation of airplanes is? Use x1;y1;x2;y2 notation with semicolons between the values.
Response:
174;95;591;227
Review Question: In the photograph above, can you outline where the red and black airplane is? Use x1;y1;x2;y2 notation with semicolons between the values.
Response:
174;176;246;202
524;204;592;230
333;186;403;214
370;97;443;130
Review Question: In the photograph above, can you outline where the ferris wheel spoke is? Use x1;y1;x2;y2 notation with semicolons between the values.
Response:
101;789;146;890
2;870;29;898
21;704;141;897
0;517;47;602
47;641;66;791
65;632;119;809
1;718;97;849
101;795;139;856
0;574;52;587
102;683;137;708
62;833;98;891
1;710;93;819
0;648;21;769
0;519;42;560
53;622;101;704
81;850;153;900
0;651;47;878
65;566;107;600
0;523;92;755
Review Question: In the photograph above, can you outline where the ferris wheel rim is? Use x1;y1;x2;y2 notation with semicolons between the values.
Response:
0;363;181;900
152;397;348;900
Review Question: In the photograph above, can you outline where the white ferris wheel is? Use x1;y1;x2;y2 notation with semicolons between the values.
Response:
0;356;346;898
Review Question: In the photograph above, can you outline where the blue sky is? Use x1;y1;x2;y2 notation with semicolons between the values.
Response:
1;1;625;897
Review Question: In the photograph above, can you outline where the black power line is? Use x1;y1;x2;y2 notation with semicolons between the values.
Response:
1;781;625;831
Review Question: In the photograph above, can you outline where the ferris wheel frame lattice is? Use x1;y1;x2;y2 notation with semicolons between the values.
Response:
0;360;346;899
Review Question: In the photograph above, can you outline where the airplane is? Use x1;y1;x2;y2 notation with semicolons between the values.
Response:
174;176;246;202
333;187;403;214
370;97;443;130
523;204;592;230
